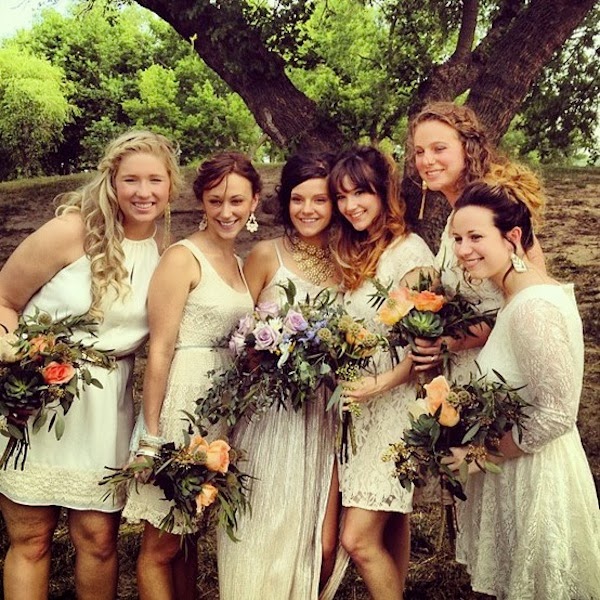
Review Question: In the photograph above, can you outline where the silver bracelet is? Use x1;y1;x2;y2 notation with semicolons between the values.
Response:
139;433;166;449
136;447;158;458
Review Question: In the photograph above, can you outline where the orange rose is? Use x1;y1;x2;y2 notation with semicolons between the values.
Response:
187;434;209;456
29;335;54;359
205;440;231;474
378;287;415;326
424;375;459;427
196;483;219;512
41;361;75;385
413;291;446;313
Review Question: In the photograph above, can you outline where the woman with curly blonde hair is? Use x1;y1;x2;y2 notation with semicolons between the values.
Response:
0;130;181;600
327;146;435;599
405;101;546;382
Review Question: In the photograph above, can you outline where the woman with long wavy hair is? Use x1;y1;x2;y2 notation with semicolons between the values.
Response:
0;130;181;600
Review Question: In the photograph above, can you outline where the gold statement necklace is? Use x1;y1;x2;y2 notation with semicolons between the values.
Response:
287;234;334;286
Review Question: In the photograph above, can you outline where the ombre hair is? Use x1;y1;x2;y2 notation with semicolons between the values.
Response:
56;130;182;320
328;146;408;291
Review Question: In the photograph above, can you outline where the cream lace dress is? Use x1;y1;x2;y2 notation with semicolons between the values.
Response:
339;233;435;511
436;214;503;384
0;236;159;512
122;240;253;533
217;241;338;600
456;284;600;599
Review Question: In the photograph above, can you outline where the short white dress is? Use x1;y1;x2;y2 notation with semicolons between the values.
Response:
217;241;338;600
339;233;435;511
0;236;159;512
122;240;254;534
456;284;600;599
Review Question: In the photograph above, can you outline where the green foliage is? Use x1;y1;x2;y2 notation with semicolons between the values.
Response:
0;47;74;179
4;1;260;173
516;6;600;165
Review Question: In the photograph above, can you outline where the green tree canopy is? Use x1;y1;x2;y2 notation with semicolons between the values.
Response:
0;47;74;179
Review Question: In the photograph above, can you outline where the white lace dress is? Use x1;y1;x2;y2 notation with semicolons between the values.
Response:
122;240;254;533
0;236;159;512
217;241;338;600
456;284;600;599
339;233;435;511
436;214;503;385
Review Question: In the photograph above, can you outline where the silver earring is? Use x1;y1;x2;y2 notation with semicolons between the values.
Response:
198;213;207;231
510;252;527;273
246;213;259;233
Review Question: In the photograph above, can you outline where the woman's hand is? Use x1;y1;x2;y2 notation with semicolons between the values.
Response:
339;376;383;405
410;336;444;372
128;453;155;483
441;445;505;475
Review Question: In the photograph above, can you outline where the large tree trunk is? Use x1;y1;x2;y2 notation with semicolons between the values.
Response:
135;0;345;153
407;0;595;248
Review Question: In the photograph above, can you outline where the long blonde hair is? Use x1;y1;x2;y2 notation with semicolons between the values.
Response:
329;146;408;291
56;130;182;319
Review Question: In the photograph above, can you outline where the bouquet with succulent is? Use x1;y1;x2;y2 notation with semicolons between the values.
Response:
383;372;529;499
194;280;388;463
100;432;250;540
370;271;497;370
0;309;114;469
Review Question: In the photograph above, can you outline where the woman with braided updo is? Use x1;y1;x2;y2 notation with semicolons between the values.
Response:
443;178;600;599
405;101;546;383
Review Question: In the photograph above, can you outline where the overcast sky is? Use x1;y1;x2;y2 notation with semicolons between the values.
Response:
0;0;70;40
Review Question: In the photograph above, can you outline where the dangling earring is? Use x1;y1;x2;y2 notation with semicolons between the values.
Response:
246;212;259;233
198;213;207;231
162;203;171;251
510;252;528;273
418;180;427;220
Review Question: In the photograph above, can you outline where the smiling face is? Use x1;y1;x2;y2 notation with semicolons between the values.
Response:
289;177;332;244
335;176;383;233
451;205;514;287
114;151;170;238
202;172;258;241
413;120;466;205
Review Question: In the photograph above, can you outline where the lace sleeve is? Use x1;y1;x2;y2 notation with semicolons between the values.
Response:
509;299;580;453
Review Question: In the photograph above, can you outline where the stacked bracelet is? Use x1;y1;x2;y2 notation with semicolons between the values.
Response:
136;446;159;458
140;432;166;449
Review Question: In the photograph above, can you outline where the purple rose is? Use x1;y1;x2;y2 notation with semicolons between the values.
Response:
283;309;308;334
236;314;255;336
252;324;281;351
229;332;246;356
255;301;280;320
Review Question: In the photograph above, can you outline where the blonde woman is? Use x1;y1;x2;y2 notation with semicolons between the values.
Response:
0;130;181;600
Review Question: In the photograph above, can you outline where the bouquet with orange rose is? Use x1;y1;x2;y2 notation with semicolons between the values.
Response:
383;373;529;502
100;432;250;539
0;309;114;469
370;272;497;368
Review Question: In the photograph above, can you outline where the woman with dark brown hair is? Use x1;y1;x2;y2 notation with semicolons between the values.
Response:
122;152;260;600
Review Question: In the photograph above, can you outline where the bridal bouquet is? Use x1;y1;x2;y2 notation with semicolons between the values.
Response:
0;309;114;469
195;281;387;462
370;272;497;367
383;373;529;502
100;433;250;539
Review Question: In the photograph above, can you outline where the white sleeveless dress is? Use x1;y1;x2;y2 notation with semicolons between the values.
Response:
456;284;600;599
217;241;338;600
0;236;159;512
122;239;254;533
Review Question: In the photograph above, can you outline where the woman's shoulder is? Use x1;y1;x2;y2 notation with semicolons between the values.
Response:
246;237;281;260
384;232;434;260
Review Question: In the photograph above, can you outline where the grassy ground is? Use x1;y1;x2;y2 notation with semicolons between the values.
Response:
0;166;598;599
